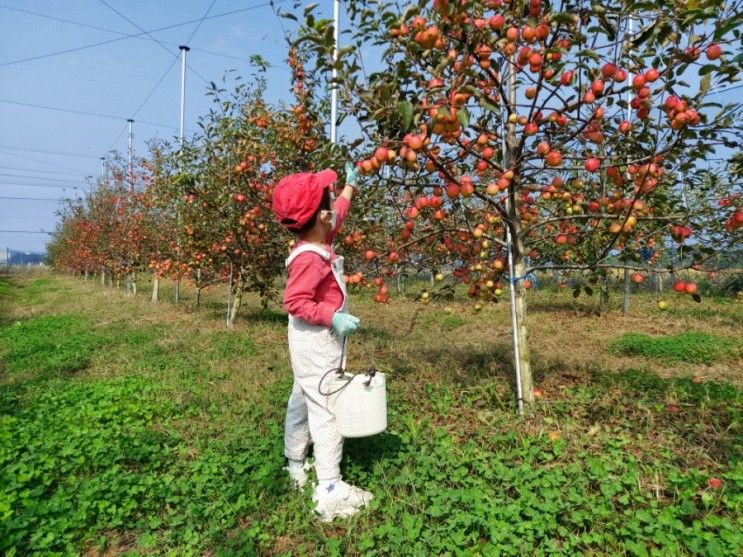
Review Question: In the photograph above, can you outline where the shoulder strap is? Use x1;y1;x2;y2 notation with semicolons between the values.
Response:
285;243;331;268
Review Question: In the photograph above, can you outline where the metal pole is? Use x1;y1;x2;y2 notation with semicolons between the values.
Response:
127;119;134;191
179;46;189;148
623;16;633;316
502;54;524;416
330;0;339;145
176;45;189;305
6;247;9;272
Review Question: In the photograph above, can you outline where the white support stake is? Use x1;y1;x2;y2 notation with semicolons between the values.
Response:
502;54;524;416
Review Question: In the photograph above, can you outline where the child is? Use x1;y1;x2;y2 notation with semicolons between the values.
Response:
271;163;373;521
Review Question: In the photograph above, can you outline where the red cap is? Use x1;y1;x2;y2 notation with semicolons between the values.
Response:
271;169;337;230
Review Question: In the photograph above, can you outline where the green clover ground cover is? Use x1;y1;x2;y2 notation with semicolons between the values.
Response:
0;275;741;555
610;331;742;364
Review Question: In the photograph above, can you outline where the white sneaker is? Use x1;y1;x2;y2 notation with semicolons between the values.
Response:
312;480;374;522
284;459;314;490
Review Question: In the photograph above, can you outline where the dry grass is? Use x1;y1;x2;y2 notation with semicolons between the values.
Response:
5;270;741;394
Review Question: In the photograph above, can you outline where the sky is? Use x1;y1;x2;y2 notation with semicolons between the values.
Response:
1;2;738;254
0;0;319;253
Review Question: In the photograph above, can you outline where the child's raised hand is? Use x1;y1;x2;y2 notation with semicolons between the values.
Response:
332;312;360;337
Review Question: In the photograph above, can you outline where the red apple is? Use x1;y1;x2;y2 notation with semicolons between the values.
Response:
489;14;505;30
706;43;722;60
560;71;573;86
585;158;600;172
601;63;617;79
645;68;660;82
708;477;723;489
545;150;562;167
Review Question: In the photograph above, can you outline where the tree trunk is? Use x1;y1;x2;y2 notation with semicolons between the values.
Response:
623;267;630;315
194;268;202;309
84;267;89;280
511;252;534;405
505;55;534;408
598;276;609;316
175;280;181;304
228;285;243;326
116;278;120;290
131;272;137;295
151;276;159;303
101;267;106;286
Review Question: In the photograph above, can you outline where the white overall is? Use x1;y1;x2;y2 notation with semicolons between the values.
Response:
283;243;348;481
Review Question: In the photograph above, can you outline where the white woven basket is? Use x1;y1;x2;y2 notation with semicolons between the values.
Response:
330;372;387;438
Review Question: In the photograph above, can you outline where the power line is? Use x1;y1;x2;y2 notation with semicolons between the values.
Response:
0;145;101;159
0;2;276;68
0;165;84;176
0;99;184;131
0;182;82;190
0;4;289;71
104;0;216;151
186;0;217;44
108;121;130;152
0;150;91;175
0;230;53;234
107;57;180;151
133;58;180;120
0;173;87;183
98;0;210;87
0;196;65;201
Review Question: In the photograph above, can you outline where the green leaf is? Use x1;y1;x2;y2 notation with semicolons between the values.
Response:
480;99;500;113
584;285;594;296
279;10;297;21
700;74;712;94
631;22;658;49
456;108;470;127
398;100;414;131
713;19;740;41
551;13;575;25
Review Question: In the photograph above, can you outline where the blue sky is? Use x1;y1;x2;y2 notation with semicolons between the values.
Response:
1;2;737;254
0;0;315;252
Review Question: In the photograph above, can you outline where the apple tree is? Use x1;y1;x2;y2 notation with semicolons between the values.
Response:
291;0;742;403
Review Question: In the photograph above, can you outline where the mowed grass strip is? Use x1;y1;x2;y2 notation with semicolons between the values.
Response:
610;331;742;364
0;272;741;556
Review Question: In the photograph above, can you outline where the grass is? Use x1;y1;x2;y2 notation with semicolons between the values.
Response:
0;271;741;555
610;331;742;364
0;314;104;379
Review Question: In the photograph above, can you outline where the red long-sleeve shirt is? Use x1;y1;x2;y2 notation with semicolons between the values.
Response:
283;196;350;327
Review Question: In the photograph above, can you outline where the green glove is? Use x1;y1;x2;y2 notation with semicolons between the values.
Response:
344;162;360;188
332;312;360;337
